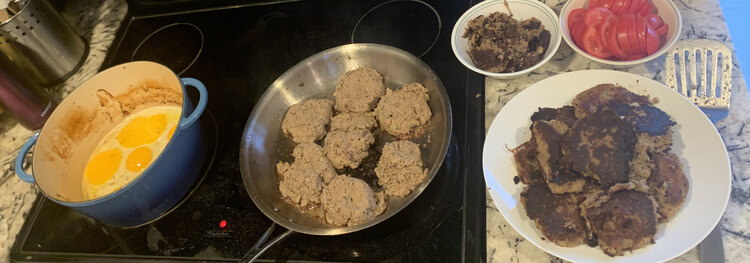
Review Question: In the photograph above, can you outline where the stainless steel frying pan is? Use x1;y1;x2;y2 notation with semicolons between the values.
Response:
238;44;452;262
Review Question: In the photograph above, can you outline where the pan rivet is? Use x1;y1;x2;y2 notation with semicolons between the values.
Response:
273;207;279;212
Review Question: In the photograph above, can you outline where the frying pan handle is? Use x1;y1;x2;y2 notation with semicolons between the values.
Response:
14;132;39;183
239;222;295;263
179;77;208;129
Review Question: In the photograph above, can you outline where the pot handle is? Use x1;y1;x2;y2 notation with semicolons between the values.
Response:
179;77;208;129
14;132;39;183
239;222;295;263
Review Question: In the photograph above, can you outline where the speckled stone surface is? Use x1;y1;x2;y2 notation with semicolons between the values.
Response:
483;0;749;262
0;0;127;261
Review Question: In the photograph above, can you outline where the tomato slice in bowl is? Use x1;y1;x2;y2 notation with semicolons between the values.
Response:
602;0;617;9
589;0;605;8
646;13;664;29
628;0;645;14
604;16;629;60
582;23;613;59
655;23;669;36
626;14;641;54
620;0;633;15
572;21;588;48
638;2;653;16
616;16;634;56
584;7;614;27
568;8;586;29
611;0;627;15
636;14;648;55
645;24;661;55
599;14;616;47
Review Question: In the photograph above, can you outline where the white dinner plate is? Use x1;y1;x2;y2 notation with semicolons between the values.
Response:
483;70;731;263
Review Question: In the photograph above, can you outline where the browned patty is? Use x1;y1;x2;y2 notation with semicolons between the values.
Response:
608;102;676;181
511;139;545;184
648;153;689;223
608;103;676;136
530;105;578;129
532;120;568;179
521;183;587;247
571;84;651;119
532;120;585;193
562;109;636;188
582;186;657;257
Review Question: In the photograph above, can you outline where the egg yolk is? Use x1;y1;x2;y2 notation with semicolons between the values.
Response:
84;149;122;185
117;114;168;148
126;147;152;172
167;125;176;140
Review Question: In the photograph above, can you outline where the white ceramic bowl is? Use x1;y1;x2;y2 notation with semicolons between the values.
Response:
560;0;683;67
451;0;562;79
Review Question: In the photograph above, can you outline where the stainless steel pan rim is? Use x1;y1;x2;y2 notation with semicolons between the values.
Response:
239;43;452;238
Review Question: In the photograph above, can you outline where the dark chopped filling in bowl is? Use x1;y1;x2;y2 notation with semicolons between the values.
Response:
462;12;551;73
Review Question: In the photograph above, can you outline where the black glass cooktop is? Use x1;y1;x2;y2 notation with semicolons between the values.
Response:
11;0;486;262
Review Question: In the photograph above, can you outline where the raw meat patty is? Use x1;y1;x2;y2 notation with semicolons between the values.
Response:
375;83;432;139
281;99;334;143
320;175;386;227
330;112;377;131
324;129;375;169
333;67;387;113
276;143;337;207
374;140;428;196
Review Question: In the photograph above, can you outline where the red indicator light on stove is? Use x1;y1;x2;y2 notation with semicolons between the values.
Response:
219;220;227;228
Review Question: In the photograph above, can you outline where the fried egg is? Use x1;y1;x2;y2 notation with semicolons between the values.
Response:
82;105;181;200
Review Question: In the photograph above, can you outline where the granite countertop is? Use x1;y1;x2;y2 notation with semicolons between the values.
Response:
0;0;127;261
484;0;750;262
0;0;747;262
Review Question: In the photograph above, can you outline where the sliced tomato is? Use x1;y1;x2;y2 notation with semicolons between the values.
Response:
599;14;617;47
628;0;645;14
584;7;614;27
605;16;629;60
655;23;669;36
616;16;634;56
610;0;630;15
589;0;605;8
636;14;648;55
625;14;641;54
645;13;664;29
638;2;653;16
645;24;660;55
582;23;613;58
601;0;616;9
620;0;633;15
568;8;587;29
572;21;587;48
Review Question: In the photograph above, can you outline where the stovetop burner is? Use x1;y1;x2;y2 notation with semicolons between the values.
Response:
11;1;487;262
351;0;441;57
131;23;204;75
